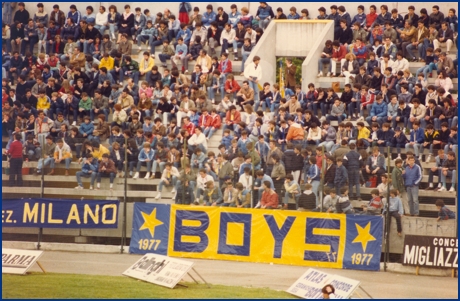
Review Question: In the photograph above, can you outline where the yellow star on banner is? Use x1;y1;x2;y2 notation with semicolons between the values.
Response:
139;208;164;237
352;222;376;252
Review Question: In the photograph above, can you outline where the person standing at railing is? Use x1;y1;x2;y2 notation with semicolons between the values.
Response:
4;133;23;187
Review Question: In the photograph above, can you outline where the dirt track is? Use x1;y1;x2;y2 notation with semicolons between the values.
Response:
25;251;458;298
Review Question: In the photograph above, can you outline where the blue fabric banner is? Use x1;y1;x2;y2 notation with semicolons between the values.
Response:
129;204;384;271
2;198;119;228
129;203;171;255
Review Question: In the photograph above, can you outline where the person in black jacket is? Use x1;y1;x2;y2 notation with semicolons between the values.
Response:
281;143;298;175
147;66;162;88
343;143;362;201
13;2;30;26
216;7;229;29
8;51;23;84
340;84;353;108
10;22;25;55
84;22;102;55
207;22;222;56
156;96;173;124
324;155;337;189
369;67;383;94
338;19;353;45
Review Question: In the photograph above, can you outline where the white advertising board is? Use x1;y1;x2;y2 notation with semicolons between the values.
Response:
287;268;361;299
2;248;44;275
123;254;194;289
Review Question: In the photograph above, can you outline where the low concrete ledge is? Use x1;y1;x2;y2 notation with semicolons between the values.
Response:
2;241;130;254
380;262;456;277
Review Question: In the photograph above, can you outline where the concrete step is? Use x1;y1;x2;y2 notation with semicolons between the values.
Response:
350;200;456;212
316;75;458;90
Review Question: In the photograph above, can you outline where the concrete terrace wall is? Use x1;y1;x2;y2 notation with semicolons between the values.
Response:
301;20;335;92
245;20;334;89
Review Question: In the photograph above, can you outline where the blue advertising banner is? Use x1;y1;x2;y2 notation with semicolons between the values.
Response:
2;198;119;228
129;204;384;271
129;203;171;255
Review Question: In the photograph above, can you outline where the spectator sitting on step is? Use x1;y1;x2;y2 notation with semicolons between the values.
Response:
95;153;117;190
436;199;456;221
53;138;73;176
155;162;180;200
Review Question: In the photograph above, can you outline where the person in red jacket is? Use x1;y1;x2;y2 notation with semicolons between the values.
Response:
224;74;241;100
259;180;279;209
218;53;233;80
204;109;222;139
182;116;196;136
224;105;241;132
198;109;211;128
330;41;347;77
4;133;23;187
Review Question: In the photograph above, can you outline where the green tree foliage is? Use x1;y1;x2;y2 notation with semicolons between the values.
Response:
275;57;305;85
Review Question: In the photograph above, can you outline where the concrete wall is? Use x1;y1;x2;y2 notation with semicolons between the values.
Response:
244;20;277;88
301;20;334;92
245;20;334;90
274;21;330;57
387;217;456;254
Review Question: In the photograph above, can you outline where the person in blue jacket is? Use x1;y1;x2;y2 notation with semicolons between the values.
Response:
365;95;388;126
255;2;275;30
202;4;216;27
403;155;422;216
405;120;425;160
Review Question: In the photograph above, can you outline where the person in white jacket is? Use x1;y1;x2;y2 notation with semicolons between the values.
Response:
220;23;236;56
94;6;109;35
434;71;453;92
306;123;322;146
393;52;409;74
243;55;262;109
155;162;180;199
195;168;215;203
188;127;207;153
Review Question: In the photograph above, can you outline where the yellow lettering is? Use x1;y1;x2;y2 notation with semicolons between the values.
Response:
41;203;46;223
23;203;38;223
101;204;117;224
66;204;81;224
84;204;99;224
47;203;63;224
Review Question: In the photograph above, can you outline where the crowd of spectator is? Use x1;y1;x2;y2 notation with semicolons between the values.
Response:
1;3;457;222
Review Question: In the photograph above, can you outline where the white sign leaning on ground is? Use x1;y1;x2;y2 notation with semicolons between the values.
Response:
2;248;44;275
286;268;361;299
122;254;194;289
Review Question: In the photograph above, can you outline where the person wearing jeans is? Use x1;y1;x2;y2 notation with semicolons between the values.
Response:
36;135;56;174
75;158;98;189
306;156;321;206
150;23;169;57
158;40;175;66
132;143;155;179
243;55;262;107
403;156;422;216
96;154;117;190
406;21;429;60
155;163;180;199
240;38;253;72
283;175;301;209
405;121;424;159
53;139;73;176
220;24;236;56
